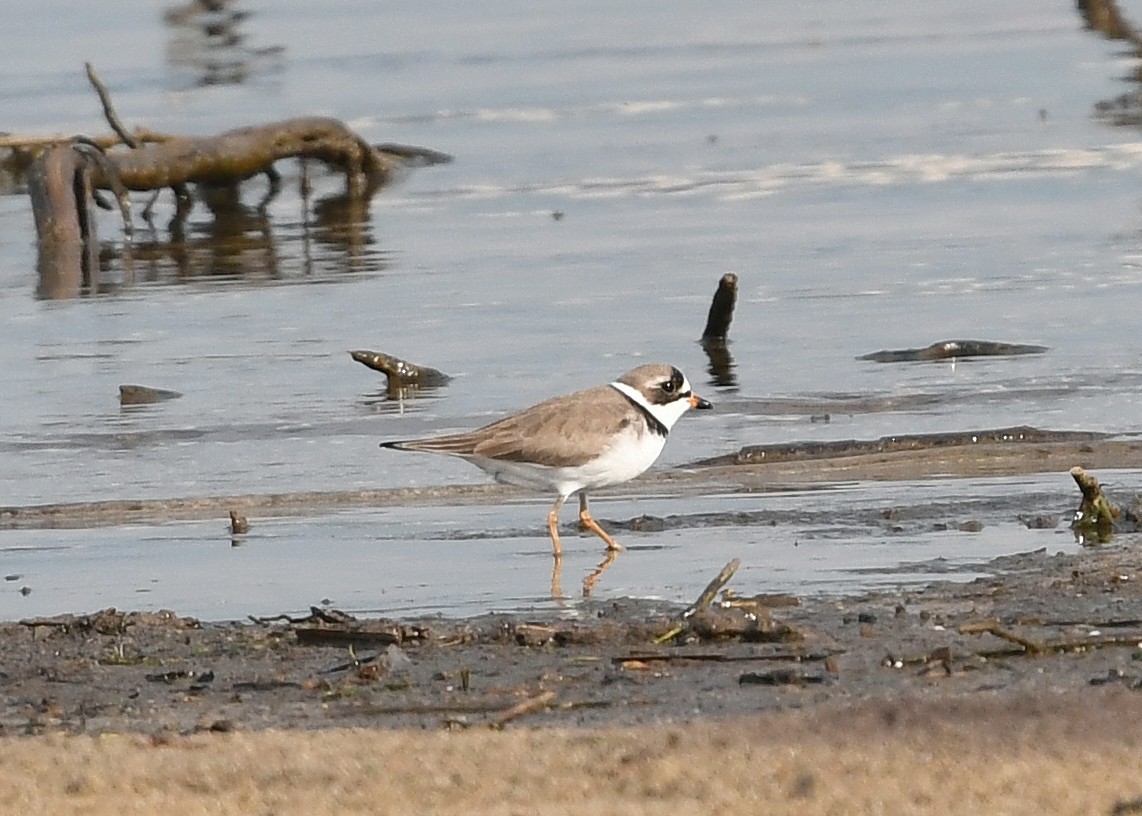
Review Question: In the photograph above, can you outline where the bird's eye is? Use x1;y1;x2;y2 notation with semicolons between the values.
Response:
661;380;675;393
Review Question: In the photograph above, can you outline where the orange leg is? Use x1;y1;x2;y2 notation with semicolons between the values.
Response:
578;493;623;551
547;495;566;558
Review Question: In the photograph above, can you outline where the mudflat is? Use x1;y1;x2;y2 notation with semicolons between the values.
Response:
0;540;1138;815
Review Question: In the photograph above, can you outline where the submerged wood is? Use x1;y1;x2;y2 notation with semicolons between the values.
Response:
696;426;1107;467
700;273;738;387
1069;466;1118;541
90;117;393;197
16;64;451;297
858;340;1048;363
350;350;452;390
26;144;98;299
119;384;183;405
701;273;738;341
228;510;249;535
26;140;131;298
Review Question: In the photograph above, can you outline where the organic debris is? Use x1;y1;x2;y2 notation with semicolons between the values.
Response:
858;340;1048;363
699;272;737;387
349;350;451;396
119;384;183;405
1070;466;1119;543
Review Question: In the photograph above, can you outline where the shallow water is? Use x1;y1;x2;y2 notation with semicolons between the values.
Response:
2;0;1142;619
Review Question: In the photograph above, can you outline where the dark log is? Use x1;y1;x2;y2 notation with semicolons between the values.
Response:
119;384;183;405
350;350;452;391
701;272;738;341
858;340;1048;363
228;510;249;535
700;273;738;386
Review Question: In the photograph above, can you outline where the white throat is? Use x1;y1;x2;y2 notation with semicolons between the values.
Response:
610;380;691;433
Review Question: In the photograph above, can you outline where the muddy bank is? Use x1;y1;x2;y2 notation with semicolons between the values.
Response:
1;542;1137;736
0;519;1138;815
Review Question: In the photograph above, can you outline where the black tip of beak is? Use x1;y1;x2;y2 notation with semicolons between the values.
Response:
690;394;713;410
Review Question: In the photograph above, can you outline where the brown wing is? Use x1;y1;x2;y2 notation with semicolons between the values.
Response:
383;384;638;467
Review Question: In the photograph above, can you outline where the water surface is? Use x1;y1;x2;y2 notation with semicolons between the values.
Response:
2;0;1142;618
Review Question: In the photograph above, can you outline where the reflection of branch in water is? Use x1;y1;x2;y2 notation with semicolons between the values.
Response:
20;64;444;297
700;273;738;388
1077;0;1142;44
1078;0;1142;125
312;190;374;273
164;0;285;87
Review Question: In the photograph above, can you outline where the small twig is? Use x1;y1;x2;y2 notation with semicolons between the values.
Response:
615;650;833;665
0;130;172;152
85;63;138;149
959;620;1048;655
489;690;556;729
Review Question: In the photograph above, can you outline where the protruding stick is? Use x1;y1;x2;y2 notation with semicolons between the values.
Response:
85;63;138;149
1070;466;1117;539
701;272;738;342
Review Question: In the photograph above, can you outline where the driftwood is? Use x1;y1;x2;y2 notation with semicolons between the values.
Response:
489;690;557;729
858;340;1048;363
1069;466;1119;542
701;272;738;341
91;116;393;198
25;139;133;298
700;273;737;387
959;618;1142;657
653;559;804;643
119;384;182;406
228;510;249;535
13;63;450;296
350;350;452;395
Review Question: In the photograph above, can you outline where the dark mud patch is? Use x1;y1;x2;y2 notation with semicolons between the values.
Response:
3;433;1141;531
1;543;1137;736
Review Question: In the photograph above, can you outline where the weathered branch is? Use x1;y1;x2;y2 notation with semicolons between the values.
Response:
859;340;1048;363
1070;466;1118;541
350;350;451;389
87;117;394;198
85;62;138;148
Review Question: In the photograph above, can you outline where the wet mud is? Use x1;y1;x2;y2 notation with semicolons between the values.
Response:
0;542;1137;736
0;429;1138;743
3;431;1141;531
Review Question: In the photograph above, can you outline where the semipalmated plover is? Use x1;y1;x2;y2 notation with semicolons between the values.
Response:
380;363;712;557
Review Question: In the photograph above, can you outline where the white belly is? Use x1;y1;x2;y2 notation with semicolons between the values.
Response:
466;426;666;498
